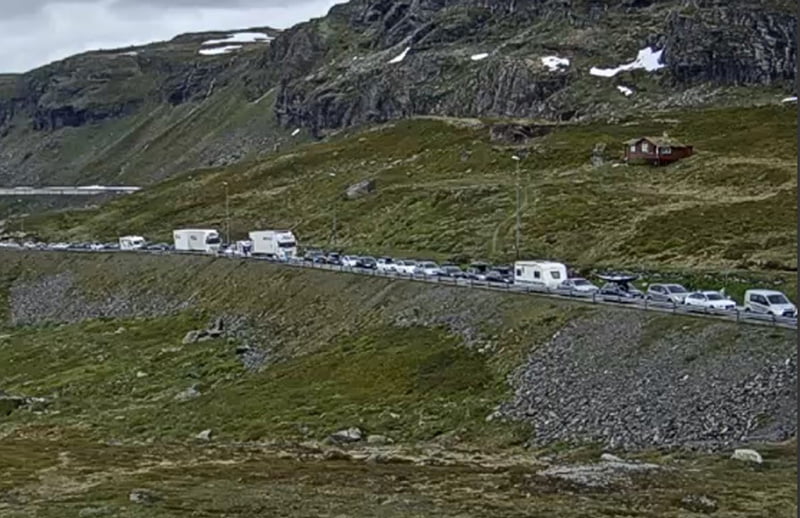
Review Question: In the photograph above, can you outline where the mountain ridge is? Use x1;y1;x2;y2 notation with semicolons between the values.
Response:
0;0;795;187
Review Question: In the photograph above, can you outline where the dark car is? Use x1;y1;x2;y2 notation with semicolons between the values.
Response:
325;252;342;265
465;261;491;280
146;243;171;251
599;282;644;300
359;256;377;269
486;269;512;284
440;265;466;278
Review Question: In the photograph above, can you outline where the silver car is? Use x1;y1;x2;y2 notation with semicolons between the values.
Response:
646;283;689;304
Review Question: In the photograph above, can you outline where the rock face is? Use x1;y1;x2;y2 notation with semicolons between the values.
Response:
345;179;377;200
0;1;794;187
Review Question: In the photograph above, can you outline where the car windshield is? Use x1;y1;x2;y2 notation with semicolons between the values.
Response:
206;236;221;244
666;285;687;293
443;267;460;272
767;294;790;304
421;262;437;268
573;279;590;286
279;242;296;248
706;293;724;301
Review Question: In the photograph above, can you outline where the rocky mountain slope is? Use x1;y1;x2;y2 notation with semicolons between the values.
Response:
0;0;794;187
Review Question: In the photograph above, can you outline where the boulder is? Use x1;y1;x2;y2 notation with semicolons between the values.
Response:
680;495;719;514
174;384;201;402
345;179;377;200
182;330;201;345
591;142;607;168
731;449;763;464
600;453;624;463
0;395;26;416
328;427;364;443
135;371;148;379
195;429;213;441
129;489;159;505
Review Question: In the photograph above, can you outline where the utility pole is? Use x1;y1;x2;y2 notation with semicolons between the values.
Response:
329;173;337;247
223;182;230;245
512;155;521;259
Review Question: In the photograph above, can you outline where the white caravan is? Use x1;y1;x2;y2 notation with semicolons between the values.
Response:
119;235;146;251
513;261;568;290
248;230;297;260
173;229;221;254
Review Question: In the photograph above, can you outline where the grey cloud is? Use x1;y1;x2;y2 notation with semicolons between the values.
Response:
0;0;343;73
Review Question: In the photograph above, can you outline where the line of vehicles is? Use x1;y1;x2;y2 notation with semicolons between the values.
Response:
0;227;795;320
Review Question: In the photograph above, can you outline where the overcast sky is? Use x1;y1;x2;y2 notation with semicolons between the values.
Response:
0;0;347;73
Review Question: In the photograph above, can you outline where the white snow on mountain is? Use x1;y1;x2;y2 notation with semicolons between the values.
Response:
120;51;138;57
471;53;489;61
202;32;273;46
291;128;301;136
199;45;242;56
781;96;797;103
617;85;634;96
590;47;665;78
541;56;570;71
388;46;411;64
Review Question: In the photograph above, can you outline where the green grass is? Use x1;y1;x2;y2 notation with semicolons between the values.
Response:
17;105;797;294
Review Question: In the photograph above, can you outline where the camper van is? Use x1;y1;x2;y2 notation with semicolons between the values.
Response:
173;229;221;254
119;235;146;251
513;261;568;290
249;230;297;260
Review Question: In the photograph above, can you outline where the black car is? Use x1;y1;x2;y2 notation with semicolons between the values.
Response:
598;282;644;300
439;265;466;278
325;253;342;265
465;262;491;280
485;269;512;284
359;256;377;269
146;243;171;251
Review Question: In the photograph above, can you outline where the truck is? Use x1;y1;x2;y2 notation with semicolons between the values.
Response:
119;235;146;251
173;229;221;254
513;261;568;290
248;230;297;260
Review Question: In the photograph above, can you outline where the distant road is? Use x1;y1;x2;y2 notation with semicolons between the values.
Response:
0;186;141;196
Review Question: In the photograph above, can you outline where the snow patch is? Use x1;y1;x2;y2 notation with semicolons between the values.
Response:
199;45;242;56
471;53;489;61
781;96;797;103
202;32;272;46
291;128;301;136
590;47;665;78
617;85;634;96
388;47;410;64
541;56;570;71
120;51;138;57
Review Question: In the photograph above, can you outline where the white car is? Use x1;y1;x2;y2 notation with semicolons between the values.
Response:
89;243;105;251
51;242;70;250
683;291;736;311
744;289;797;318
342;255;361;268
417;261;443;277
376;257;395;273
396;260;422;275
558;277;599;293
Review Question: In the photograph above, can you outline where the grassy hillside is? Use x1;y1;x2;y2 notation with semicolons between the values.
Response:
18;105;797;287
0;251;795;516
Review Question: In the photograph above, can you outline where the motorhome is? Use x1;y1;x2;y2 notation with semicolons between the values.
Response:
249;230;297;260
173;229;221;254
119;235;146;251
513;261;568;290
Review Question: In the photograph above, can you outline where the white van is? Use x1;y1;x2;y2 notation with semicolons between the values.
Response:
744;289;797;318
119;235;146;251
513;261;568;290
173;229;221;254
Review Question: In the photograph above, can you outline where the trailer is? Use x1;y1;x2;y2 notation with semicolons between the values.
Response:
248;230;297;260
513;261;568;290
173;229;221;254
119;235;146;251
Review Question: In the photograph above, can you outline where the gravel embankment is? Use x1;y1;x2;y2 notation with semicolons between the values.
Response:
500;311;797;451
9;272;193;325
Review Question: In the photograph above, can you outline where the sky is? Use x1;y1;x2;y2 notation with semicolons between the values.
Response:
0;0;347;73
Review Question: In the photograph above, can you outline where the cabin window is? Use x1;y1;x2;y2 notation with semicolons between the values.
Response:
534;271;541;279
551;271;561;280
516;268;522;276
641;142;649;152
629;145;636;152
661;146;672;155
